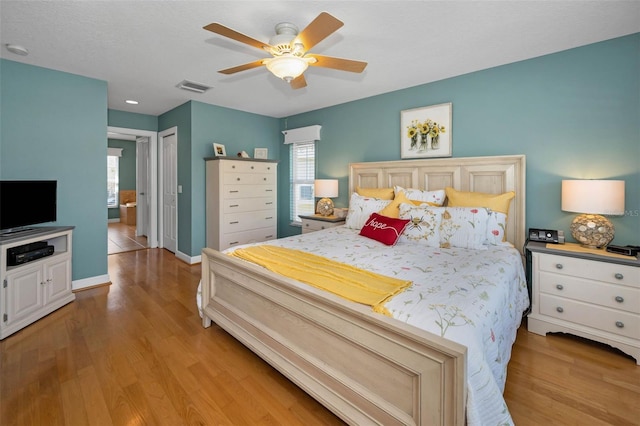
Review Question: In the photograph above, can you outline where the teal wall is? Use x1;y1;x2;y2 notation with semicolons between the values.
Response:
158;101;280;256
108;109;158;131
0;59;108;281
107;138;136;220
278;34;640;246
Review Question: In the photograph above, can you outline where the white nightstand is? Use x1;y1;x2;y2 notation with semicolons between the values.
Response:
526;241;640;364
299;215;346;234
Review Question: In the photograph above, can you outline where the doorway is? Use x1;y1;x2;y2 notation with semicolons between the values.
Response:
107;126;158;252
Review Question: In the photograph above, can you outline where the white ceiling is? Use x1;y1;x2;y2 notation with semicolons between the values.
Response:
1;1;638;119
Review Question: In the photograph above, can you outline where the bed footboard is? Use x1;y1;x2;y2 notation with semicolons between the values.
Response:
201;248;466;426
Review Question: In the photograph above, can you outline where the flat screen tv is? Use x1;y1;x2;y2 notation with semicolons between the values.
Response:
0;180;57;234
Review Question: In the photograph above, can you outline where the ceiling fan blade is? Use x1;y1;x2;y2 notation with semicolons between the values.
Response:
204;23;271;51
218;59;265;75
290;74;307;90
306;54;367;73
296;12;343;52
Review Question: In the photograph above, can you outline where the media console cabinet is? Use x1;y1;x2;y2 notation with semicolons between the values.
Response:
0;226;75;339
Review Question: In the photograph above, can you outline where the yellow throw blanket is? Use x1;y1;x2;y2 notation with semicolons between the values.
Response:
230;245;412;316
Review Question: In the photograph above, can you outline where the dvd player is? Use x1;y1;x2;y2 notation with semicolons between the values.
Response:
8;245;54;266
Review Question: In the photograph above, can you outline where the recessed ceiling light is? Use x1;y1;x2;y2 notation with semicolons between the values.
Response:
125;100;139;105
5;44;29;56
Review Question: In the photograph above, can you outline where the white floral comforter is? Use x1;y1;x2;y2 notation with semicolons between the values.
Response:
203;225;529;425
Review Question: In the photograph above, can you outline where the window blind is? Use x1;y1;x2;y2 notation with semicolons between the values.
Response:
290;141;316;222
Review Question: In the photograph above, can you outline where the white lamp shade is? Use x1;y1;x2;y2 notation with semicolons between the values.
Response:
561;180;625;215
314;179;339;198
264;55;309;82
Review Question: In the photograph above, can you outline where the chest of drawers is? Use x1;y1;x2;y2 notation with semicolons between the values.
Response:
527;242;639;364
206;158;278;250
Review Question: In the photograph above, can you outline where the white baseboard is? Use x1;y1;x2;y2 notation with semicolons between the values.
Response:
73;274;110;291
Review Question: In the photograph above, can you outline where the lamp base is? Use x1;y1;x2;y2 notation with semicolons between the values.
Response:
316;198;334;216
570;213;615;249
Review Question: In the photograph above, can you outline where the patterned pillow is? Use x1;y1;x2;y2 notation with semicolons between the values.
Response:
485;210;509;246
394;186;446;205
345;193;392;230
398;204;444;247
359;213;410;246
439;207;489;250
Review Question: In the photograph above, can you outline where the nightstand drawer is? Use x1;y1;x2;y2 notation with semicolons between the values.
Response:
301;217;345;234
539;294;640;340
539;271;640;314
538;253;640;287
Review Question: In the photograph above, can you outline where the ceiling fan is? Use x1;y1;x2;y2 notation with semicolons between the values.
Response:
203;12;367;89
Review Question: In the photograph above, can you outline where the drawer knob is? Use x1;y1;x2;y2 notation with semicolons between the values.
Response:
556;284;564;290
556;307;564;313
614;273;624;280
305;223;309;227
321;226;326;229
615;321;624;328
251;166;254;169
236;177;241;181
555;263;563;270
615;296;624;303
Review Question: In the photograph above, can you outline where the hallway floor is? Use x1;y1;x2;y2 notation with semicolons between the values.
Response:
108;222;147;254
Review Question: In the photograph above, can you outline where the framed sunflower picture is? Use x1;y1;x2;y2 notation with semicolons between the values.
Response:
401;102;452;159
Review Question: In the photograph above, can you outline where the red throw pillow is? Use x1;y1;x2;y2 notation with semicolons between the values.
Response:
359;213;410;246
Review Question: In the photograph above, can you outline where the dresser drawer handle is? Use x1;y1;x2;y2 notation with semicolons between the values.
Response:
615;321;624;328
236;177;241;181
615;296;624;303
321;225;326;229
251;166;254;169
614;273;624;280
263;177;267;181
229;221;239;224
265;217;273;220
265;235;273;239
305;223;310;227
229;204;239;208
556;284;564;290
265;202;273;205
555;263;563;270
556;307;564;313
229;241;239;245
229;190;239;193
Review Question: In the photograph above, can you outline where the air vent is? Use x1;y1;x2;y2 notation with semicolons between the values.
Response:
176;80;212;94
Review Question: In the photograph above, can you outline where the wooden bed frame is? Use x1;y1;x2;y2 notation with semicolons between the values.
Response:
201;155;526;425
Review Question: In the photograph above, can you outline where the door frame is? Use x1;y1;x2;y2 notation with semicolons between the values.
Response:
107;126;158;248
158;127;178;251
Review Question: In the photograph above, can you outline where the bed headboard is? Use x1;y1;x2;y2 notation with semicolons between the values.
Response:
349;155;526;253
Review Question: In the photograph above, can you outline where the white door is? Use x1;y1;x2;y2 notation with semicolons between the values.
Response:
136;136;149;239
162;132;177;253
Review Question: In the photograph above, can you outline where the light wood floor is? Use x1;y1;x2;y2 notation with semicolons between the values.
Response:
108;222;147;255
1;249;638;425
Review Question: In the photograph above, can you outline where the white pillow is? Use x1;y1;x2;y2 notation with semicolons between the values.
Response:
439;207;489;250
345;193;391;230
394;186;446;205
398;204;443;247
484;210;510;246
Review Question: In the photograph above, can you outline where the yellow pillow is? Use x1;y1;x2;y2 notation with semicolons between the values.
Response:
445;187;515;215
379;191;439;218
356;187;395;200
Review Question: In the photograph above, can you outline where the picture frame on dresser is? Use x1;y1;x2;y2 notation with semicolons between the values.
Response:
254;148;268;159
213;143;226;157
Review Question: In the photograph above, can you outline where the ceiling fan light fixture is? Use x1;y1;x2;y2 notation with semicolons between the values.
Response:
265;55;309;82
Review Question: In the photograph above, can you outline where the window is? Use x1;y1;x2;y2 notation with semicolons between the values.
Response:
290;141;315;223
107;148;123;207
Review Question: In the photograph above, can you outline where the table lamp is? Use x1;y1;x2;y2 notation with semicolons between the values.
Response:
314;179;339;216
561;179;625;248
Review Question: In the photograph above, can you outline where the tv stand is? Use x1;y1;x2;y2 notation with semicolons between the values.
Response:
0;226;75;339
